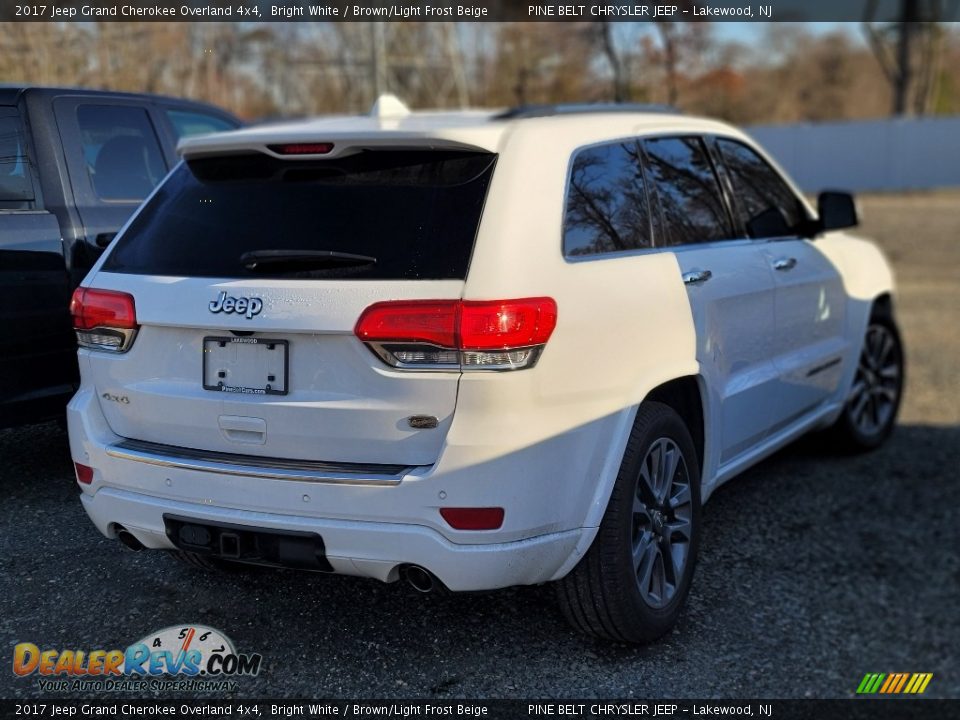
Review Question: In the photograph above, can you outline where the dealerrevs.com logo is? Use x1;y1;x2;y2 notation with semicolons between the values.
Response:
12;625;262;693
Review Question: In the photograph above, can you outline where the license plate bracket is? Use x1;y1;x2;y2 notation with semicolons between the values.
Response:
202;336;288;396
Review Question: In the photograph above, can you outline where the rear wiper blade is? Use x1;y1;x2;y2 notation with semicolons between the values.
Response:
241;249;377;272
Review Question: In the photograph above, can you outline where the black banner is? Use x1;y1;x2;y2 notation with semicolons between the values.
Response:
3;0;960;23
1;700;957;720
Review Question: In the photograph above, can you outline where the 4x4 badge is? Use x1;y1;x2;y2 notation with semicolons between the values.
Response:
209;292;263;319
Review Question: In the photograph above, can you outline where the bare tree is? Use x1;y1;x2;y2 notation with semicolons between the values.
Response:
863;0;946;115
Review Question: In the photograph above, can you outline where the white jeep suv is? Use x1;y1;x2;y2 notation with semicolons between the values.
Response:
67;100;904;643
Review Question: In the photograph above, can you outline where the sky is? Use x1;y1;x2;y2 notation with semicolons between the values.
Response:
710;21;860;44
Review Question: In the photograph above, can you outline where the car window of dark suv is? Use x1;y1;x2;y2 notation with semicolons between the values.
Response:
563;140;653;257
76;104;166;202
0;108;36;210
166;109;236;140
643;136;733;246
716;138;808;239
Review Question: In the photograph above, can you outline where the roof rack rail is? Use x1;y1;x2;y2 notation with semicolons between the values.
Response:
493;103;679;120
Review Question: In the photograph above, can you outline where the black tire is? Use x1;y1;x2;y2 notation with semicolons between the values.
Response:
832;310;904;452
556;401;701;643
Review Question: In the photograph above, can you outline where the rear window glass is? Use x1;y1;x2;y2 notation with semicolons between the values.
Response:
0;109;35;207
102;150;496;280
563;140;653;257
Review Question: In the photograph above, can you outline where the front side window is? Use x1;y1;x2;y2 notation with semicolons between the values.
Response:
716;139;807;238
0;108;35;208
76;105;166;202
563;140;653;257
643;136;732;246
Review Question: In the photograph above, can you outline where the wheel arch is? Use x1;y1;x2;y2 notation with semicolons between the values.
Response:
644;376;706;477
550;373;708;583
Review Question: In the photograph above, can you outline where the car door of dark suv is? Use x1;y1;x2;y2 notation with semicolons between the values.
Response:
53;96;172;283
0;104;74;428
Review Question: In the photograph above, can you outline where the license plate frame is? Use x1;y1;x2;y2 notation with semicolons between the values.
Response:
202;336;289;396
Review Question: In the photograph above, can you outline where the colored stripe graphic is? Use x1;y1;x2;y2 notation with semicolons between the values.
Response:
858;673;933;694
894;673;910;693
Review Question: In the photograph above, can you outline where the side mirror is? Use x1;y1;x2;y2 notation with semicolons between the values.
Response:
817;191;859;232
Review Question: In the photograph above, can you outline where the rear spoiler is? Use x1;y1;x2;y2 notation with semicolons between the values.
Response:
178;129;499;160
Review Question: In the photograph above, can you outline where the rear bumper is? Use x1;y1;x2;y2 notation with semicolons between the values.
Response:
80;487;583;591
68;384;611;591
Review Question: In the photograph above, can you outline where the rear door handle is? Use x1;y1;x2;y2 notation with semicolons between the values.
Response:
773;257;798;271
682;269;713;285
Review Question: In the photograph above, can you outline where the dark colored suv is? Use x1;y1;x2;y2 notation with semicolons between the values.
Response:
0;86;240;428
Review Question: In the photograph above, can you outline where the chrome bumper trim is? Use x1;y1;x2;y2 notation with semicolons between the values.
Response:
106;439;417;485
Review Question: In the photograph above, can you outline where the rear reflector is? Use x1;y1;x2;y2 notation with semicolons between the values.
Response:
440;507;505;531
70;287;138;353
268;143;334;155
74;462;93;485
355;298;557;371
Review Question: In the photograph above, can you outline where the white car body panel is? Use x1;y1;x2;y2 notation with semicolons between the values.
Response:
68;109;897;591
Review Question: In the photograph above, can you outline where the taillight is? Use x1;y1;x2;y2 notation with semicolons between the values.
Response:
74;462;93;485
70;287;138;353
355;298;557;371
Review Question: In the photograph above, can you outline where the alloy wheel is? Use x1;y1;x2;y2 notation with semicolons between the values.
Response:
631;438;693;608
847;323;902;437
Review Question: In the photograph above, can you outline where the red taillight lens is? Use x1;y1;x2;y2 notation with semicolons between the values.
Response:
460;298;557;350
440;507;505;531
70;287;138;352
70;287;137;330
74;462;93;485
268;143;334;155
355;298;557;371
355;300;458;347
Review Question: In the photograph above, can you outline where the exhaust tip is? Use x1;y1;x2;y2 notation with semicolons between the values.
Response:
116;527;145;552
402;565;435;593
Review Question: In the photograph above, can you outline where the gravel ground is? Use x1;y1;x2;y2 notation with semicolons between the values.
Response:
1;193;957;700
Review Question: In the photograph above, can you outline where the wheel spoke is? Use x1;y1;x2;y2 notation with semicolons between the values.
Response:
659;536;677;587
650;443;664;499
877;332;894;367
668;483;691;512
637;462;657;506
635;536;657;590
847;379;867;404
879;364;900;381
666;517;692;542
875;386;898;403
850;391;870;426
649;549;666;604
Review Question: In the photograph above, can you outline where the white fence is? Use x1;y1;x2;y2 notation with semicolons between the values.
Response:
748;116;960;193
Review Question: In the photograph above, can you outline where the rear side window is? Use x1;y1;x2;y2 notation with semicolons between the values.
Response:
76;105;166;202
166;109;237;140
563;140;652;256
716;139;807;238
0;108;35;208
102;150;496;280
643;137;732;246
